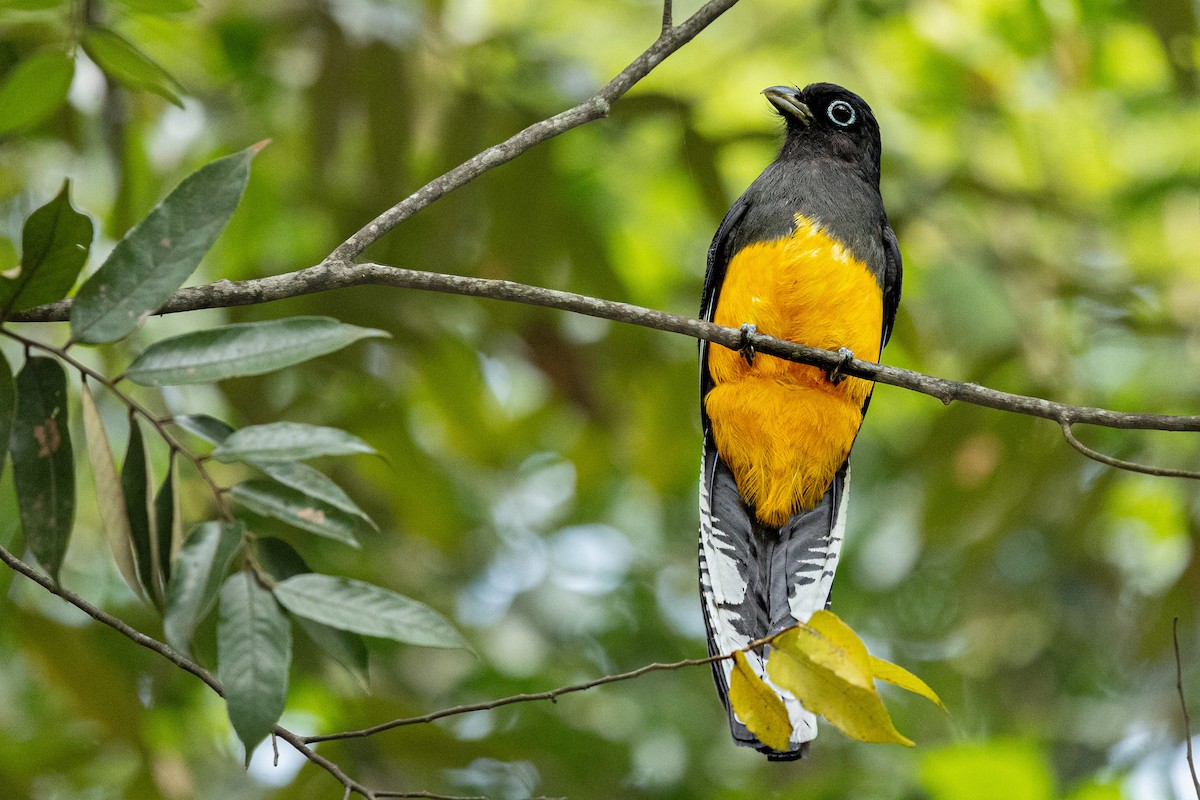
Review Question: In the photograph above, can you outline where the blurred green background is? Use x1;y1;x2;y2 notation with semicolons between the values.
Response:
2;0;1199;798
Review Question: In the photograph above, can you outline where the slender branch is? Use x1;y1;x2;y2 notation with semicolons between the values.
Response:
662;0;674;31
327;0;738;264
304;653;728;744
1175;618;1200;799
1061;423;1200;479
14;261;1200;444
0;544;499;800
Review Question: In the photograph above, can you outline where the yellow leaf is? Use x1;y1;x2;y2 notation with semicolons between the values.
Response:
728;650;792;752
870;655;946;710
768;621;913;746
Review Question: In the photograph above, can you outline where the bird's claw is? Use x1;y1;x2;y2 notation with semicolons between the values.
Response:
738;323;757;365
826;347;855;385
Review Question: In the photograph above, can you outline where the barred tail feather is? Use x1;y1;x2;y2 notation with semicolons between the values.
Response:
698;439;850;759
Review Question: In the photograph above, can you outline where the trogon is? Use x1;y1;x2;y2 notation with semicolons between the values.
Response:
698;83;902;759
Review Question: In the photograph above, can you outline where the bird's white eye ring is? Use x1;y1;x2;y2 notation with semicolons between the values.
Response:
827;100;856;127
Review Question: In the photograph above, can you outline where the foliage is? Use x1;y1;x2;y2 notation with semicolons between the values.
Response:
1;0;1198;799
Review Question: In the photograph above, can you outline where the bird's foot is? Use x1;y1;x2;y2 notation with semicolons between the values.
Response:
738;323;757;365
826;347;855;385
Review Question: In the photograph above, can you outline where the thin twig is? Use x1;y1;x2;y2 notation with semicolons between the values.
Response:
662;0;673;31
326;0;738;264
1174;618;1200;799
304;653;728;743
14;262;1200;441
1061;423;1200;479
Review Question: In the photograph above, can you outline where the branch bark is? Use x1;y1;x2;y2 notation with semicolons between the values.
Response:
15;260;1200;445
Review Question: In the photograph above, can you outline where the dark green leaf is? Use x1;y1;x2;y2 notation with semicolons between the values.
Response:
80;27;185;107
0;50;74;135
272;573;468;650
163;520;243;657
230;480;364;547
153;455;181;585
0;181;93;314
79;382;144;601
256;462;377;529
9;356;74;580
217;571;291;758
256;538;368;685
69;145;260;344
213;422;376;463
172;413;233;445
0;351;13;483
121;417;158;605
124;317;389;385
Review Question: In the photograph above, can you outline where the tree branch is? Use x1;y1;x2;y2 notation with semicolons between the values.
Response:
1061;423;1200;479
1175;618;1200;799
327;0;738;264
14;261;1200;449
304;652;728;744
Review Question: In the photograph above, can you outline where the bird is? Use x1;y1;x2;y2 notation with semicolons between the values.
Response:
697;83;902;760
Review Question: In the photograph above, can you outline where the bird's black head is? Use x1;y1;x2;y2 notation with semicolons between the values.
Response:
762;83;882;182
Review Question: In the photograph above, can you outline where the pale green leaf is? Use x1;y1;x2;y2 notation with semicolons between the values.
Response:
0;50;74;135
81;27;184;106
217;571;291;758
255;538;368;686
230;480;364;547
124;317;389;385
256;461;376;529
79;382;144;601
272;573;468;650
213;422;376;463
163;520;243;657
69;145;259;344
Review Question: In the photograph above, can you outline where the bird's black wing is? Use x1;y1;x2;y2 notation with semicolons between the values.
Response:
881;223;903;348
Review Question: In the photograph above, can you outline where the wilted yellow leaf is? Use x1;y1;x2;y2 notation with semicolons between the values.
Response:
728;650;792;752
870;655;946;710
767;618;913;746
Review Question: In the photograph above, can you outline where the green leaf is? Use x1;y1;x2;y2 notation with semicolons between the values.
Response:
163;520;243;657
213;422;376;463
255;538;369;686
153;455;182;585
121;417;158;605
80;27;184;107
0;50;74;135
80;382;144;601
69;145;261;344
217;570;291;758
0;351;13;484
172;413;233;445
110;0;200;13
273;573;468;649
124;317;389;385
230;480;364;547
728;650;792;752
9;356;74;580
256;461;377;529
0;181;93;315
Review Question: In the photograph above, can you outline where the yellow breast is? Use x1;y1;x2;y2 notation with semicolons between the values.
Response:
705;215;883;526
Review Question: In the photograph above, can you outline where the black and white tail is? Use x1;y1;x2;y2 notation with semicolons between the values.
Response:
698;435;850;759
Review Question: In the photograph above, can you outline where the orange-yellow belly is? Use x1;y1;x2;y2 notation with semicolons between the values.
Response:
706;215;883;526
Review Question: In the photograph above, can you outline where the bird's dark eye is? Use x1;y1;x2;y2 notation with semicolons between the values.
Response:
827;100;856;127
